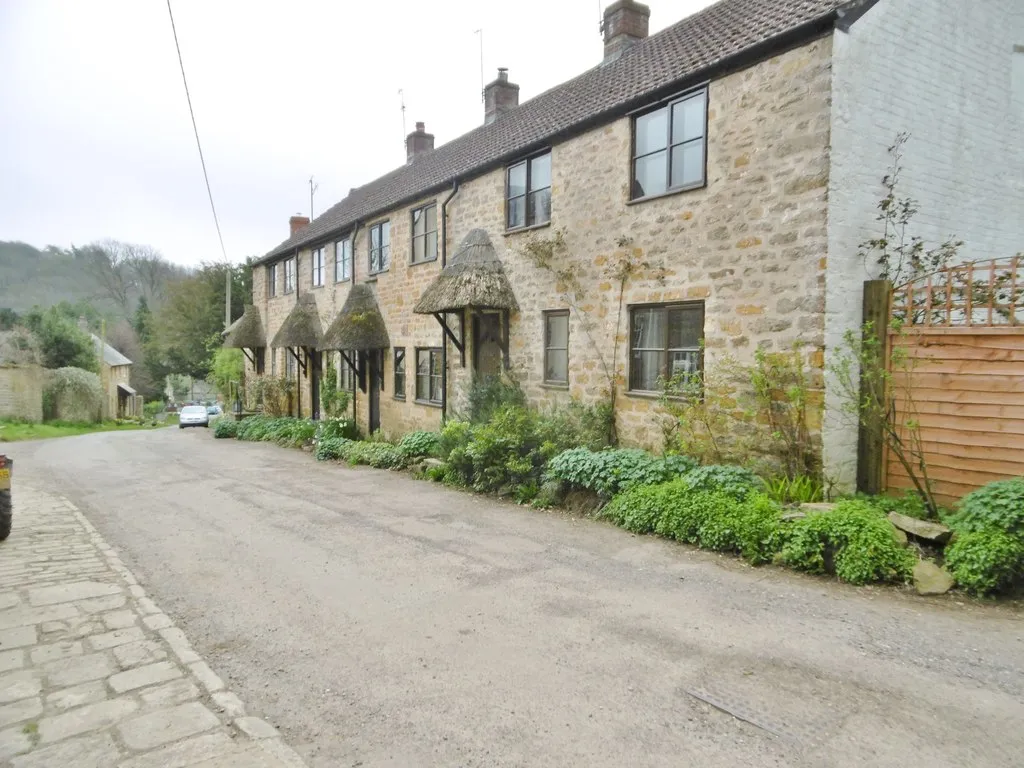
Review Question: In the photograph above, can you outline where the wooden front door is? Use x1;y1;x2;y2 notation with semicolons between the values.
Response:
367;350;381;433
473;312;503;379
310;350;321;421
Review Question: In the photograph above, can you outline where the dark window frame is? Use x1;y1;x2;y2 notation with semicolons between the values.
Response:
368;221;391;275
630;86;708;201
505;150;552;230
393;347;406;399
335;237;352;282
311;247;326;287
283;257;296;294
415;347;443;404
267;263;277;297
627;301;705;393
543;310;569;385
410;203;438;265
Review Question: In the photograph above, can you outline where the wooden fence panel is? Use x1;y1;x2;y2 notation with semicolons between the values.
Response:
886;329;1024;506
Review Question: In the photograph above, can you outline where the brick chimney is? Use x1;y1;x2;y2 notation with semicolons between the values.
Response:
484;68;519;125
602;0;650;62
406;121;435;163
289;215;310;237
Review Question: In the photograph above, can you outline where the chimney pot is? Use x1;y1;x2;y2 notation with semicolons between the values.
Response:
603;0;650;63
406;121;435;163
484;67;519;125
289;215;310;236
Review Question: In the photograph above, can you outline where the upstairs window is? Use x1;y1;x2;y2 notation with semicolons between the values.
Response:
369;221;391;274
311;247;325;287
411;204;438;264
283;257;296;293
631;87;707;200
393;348;406;399
506;151;551;229
629;302;703;392
267;263;278;297
335;237;351;282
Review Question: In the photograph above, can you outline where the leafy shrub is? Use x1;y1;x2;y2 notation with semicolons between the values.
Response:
765;475;824;505
603;482;783;564
464;375;527;424
235;416;316;447
43;367;103;422
212;419;239;439
532;479;566;508
425;463;448;482
315;417;360;442
546;448;696;497
863;490;933;520
945;478;1024;538
342;441;406;469
143;400;166;420
944;530;1024;596
777;500;915;585
398;430;440;458
315;437;352;461
681;465;764;500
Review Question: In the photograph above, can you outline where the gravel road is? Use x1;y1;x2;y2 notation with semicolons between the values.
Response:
8;428;1024;767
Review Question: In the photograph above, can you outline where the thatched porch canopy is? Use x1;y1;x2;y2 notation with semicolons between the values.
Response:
320;284;390;351
270;294;322;349
223;305;266;349
413;229;518;314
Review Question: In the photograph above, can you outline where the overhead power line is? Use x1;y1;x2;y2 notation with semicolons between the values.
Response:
165;0;228;265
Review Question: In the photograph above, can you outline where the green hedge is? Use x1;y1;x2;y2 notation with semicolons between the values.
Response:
545;448;696;497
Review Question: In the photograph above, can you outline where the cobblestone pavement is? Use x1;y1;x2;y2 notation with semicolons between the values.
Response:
0;484;308;767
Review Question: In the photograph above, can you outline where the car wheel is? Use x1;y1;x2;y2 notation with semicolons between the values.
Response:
179;425;184;430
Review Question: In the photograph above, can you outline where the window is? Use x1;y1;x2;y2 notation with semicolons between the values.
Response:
267;264;278;297
369;221;391;274
506;151;551;229
311;247;325;287
285;349;297;379
335;238;351;282
629;303;703;392
283;257;296;293
411;204;438;264
543;311;569;385
415;347;442;404
338;351;355;392
631;87;707;200
393;348;406;399
271;348;278;376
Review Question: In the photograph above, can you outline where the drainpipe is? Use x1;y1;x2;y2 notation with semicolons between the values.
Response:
294;248;301;419
439;180;460;423
349;222;361;424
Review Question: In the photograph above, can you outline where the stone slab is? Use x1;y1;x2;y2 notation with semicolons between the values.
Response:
45;680;107;711
10;731;123;768
88;626;145;651
42;652;113;687
117;701;220;751
39;697;139;743
28;581;122;607
109;660;183;693
116;731;237;768
0;626;37;650
0;695;42;728
0;670;41;704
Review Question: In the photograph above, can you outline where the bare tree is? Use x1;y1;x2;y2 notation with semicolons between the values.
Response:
83;240;133;311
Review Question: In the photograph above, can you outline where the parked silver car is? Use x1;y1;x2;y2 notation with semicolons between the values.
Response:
178;405;209;429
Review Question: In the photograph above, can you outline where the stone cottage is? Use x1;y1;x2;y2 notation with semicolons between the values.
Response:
246;0;1024;486
90;333;138;419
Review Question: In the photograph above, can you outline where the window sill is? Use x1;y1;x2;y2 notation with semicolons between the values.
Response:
409;257;438;267
623;389;663;401
334;278;351;285
394;396;406;402
540;382;569;390
414;399;443;409
310;284;325;290
626;181;706;206
503;221;551;237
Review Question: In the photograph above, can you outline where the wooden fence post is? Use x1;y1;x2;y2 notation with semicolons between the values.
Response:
856;280;891;495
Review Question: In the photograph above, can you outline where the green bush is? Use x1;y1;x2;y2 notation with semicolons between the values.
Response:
863;490;933;520
342;441;406;469
777;500;915;585
945;478;1024;537
603;482;783;564
315;417;360;442
315;437;352;461
765;475;824;505
465;376;527;424
235;416;316;447
212;419;239;439
398;430;440;458
143;400;166;420
681;465;764;500
944;530;1024;596
43;367;103;423
546;448;697;497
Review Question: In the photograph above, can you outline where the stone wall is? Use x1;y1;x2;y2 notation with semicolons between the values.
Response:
0;364;43;422
253;35;835;456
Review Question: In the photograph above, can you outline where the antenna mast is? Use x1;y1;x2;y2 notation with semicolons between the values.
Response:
474;29;484;102
309;175;318;218
398;89;407;145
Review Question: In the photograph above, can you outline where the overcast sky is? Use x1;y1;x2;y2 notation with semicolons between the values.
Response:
0;0;714;267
